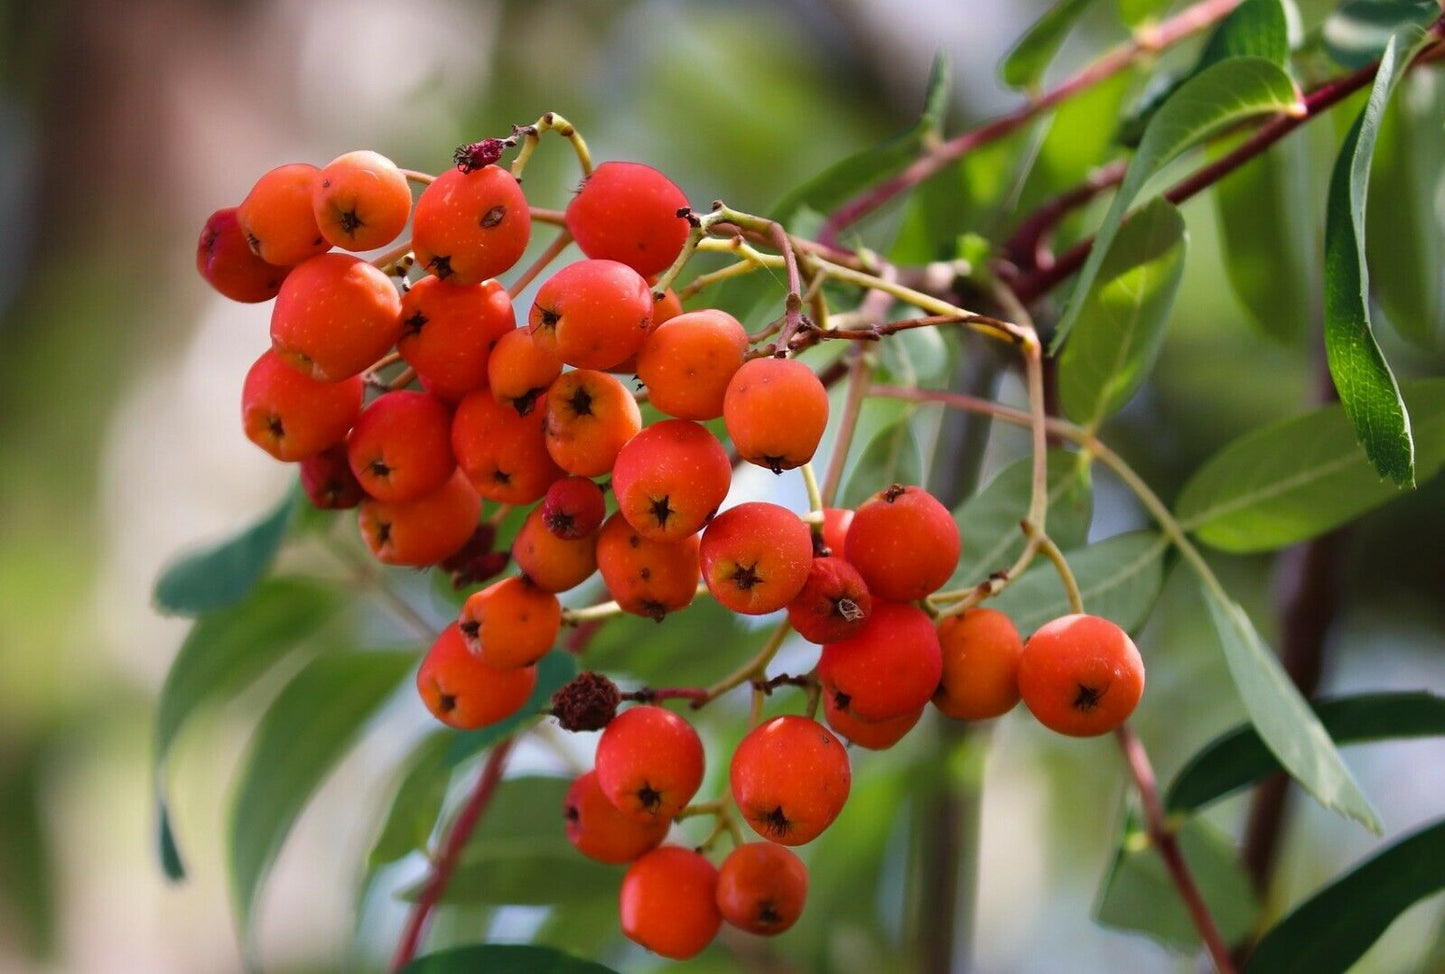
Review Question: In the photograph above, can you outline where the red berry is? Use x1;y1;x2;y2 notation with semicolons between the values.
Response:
610;420;731;541
845;484;960;602
412;165;531;284
786;556;873;644
699;502;813;615
346;390;456;502
269;253;403;382
397;277;515;402
529;259;653;371
541;476;606;540
619;846;721;960
819;601;942;722
594;705;705;823
731;716;851;846
416;623;536;729
241;349;363;461
566;161;690;277
716;843;809;935
197;207;290;302
564;770;669;865
299;444;365;509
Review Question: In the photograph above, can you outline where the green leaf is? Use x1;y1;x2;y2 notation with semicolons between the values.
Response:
1175;378;1445;552
1095;812;1259;948
153;486;298;615
367;732;453;868
1324;28;1434;487
152;578;344;879
1198;0;1292;68
1323;0;1439;69
443;651;576;767
582;597;756;689
1002;0;1099;90
1118;0;1170;27
951;451;1094;590
1201;586;1380;831
1167;691;1445;813
840;417;924;508
1055;58;1302;350
990;531;1167;637
402;944;618;974
1246;817;1445;973
1058;197;1187;429
228;649;413;937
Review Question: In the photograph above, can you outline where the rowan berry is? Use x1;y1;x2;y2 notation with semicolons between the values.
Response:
611;420;731;541
819;601;942;722
357;469;480;567
196;207;290;303
845;484;960;602
786;557;872;644
397;276;515;402
542;370;641;477
241;349;363;461
635;309;748;420
594;705;705;822
934;608;1024;721
1018;614;1144;737
487;327;562;415
412;165;531;284
699;502;813;615
564;770;669;865
416;622;537;729
540;475;606;540
452;389;564;505
595;512;700;620
723;357;828;473
565;161;690;277
716;843;809;935
458;576;561;669
269;253;403;382
238;163;330;266
299;444;365;509
346;390;456;503
820;507;854;557
512;503;599;592
619;846;721;960
822;697;924;751
312;150;412;252
730;715;850;846
528;259;653;371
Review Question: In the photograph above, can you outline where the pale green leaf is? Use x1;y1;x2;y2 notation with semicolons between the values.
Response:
990;531;1167;637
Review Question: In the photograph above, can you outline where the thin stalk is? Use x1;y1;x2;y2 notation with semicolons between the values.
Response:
508;229;572;298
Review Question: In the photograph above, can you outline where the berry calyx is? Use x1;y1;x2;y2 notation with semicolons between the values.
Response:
610;420;731;542
730;715;850;846
699;502;813;615
458;576;561;669
594;705;705;822
564;770;669;865
716;843;809;935
416;623;537;729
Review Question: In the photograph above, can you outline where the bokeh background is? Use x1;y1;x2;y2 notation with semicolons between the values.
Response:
2;0;1443;971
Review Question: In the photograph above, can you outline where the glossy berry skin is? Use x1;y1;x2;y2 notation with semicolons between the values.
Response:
564;770;669;865
412;165;531;285
346;390;455;503
566;161;690;277
541;476;606;540
1018;614;1144;737
731;716;850;846
458;576;561;669
312;149;413;252
397;277;515;402
823;697;924;750
270;253;403;382
487;327;562;415
934;608;1024;721
608;285;683;376
452;389;564;505
241;349;363;461
595;512;700;620
619;846;721;960
528;259;653;371
716;843;809;935
595;705;705;823
512;503;598;592
699;502;813;615
819;601;943;723
416;623;537;729
845;484;960;602
723;357;829;473
635;309;748;420
820;507;854;558
543;370;642;477
197;207;290;302
299;444;365;509
786;557;872;644
611;420;731;541
238;163;330;266
357;469;480;567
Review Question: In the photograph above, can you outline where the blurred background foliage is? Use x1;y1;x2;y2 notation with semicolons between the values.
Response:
1;0;1444;971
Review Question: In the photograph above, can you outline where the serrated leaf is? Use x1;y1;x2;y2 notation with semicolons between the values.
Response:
1059;196;1187;428
153;486;299;615
1167;691;1445;813
1201;587;1380;832
1055;58;1302;350
1175;378;1445;552
1095;812;1259;948
1324;28;1435;487
367;732;453;869
990;531;1167;637
841;417;924;508
402;944;618;974
229;649;413;937
443;651;576;767
1323;0;1439;69
1246;818;1445;973
1002;0;1099;90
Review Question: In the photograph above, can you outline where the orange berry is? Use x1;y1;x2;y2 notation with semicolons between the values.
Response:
457;575;560;669
451;389;564;505
269;253;403;382
608;286;683;376
566;161;690;277
540;476;606;540
820;507;854;557
238;163;330;266
934;608;1024;721
416;622;536;729
845;484;960;602
723;357;828;473
346;390;455;502
822;697;923;751
611;420;731;541
397;277;514;402
595;512;700;620
730;716;850;846
699;502;813;615
543;370;641;476
786;557;872;644
487;327;563;415
636;309;748;420
357;469;480;567
564;770;669;865
716;843;809;935
528;259;653;371
512;503;598;592
299;444;365;509
595;705;705;822
412;165;531;284
197;207;290;302
1018;614;1144;737
819;601;942;722
619;846;721;960
311;149;412;252
241;349;363;461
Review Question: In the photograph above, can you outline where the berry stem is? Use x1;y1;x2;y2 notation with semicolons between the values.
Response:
400;169;436;185
370;239;415;273
1033;527;1083;614
694;620;792;706
819;347;872;508
528;206;566;226
509;112;593;179
508;229;573;299
799;462;824;517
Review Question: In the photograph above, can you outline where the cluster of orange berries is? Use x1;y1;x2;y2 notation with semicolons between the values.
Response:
197;137;1146;961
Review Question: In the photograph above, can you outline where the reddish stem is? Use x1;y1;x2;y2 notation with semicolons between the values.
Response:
391;738;516;971
623;686;710;705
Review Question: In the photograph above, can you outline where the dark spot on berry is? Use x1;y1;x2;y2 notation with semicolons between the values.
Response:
459;619;480;639
628;535;641;549
536;307;560;331
636;783;663;813
320;178;331;188
568;385;594;416
201;228;218;257
649;495;675;529
833;690;851;711
511;388;541;416
493;469;511;485
762;455;788;474
338;209;364;236
428;255;453;279
757;901;783;927
639;567;651;580
480;205;506;228
368;459;391;479
731;563;762;590
375;521;392;545
1073;683;1106;711
266;415;285;438
758;806;791;838
245;232;263;255
545;509;575;536
438;692;456;713
564;802;579;823
401;312;428;338
641;600;667;622
883;484;908;502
